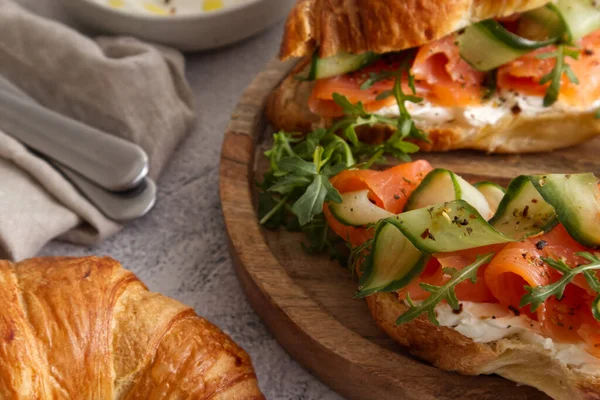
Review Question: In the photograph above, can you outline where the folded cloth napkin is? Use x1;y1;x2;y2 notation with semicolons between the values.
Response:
0;0;196;261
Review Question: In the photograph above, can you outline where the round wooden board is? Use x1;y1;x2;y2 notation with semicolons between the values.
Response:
219;58;600;400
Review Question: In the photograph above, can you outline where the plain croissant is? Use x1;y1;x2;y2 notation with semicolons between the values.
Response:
0;256;264;399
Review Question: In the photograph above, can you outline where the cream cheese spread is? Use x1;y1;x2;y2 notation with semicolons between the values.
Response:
375;93;600;129
434;301;600;374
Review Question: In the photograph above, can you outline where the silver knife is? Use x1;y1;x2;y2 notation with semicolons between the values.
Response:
0;75;148;192
0;75;156;222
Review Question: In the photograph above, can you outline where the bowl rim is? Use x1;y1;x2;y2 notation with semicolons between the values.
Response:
69;0;277;21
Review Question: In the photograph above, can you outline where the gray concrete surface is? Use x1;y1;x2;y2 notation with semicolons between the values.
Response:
17;0;342;398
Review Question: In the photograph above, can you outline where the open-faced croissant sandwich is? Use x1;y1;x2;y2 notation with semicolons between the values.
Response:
318;159;600;399
0;256;264;399
267;0;600;152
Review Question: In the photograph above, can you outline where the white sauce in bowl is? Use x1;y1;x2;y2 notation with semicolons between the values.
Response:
91;0;251;15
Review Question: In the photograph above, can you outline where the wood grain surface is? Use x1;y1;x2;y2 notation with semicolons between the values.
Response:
219;58;600;399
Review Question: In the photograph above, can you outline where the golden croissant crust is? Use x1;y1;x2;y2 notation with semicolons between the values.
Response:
280;0;551;59
0;256;264;399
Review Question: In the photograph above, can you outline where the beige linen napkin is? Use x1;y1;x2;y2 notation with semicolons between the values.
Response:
0;0;196;261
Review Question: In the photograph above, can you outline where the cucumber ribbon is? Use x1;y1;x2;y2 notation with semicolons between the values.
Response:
459;1;600;72
354;173;600;297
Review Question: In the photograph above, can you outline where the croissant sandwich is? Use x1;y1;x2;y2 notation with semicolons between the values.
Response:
0;256;264;399
321;159;600;399
267;0;600;153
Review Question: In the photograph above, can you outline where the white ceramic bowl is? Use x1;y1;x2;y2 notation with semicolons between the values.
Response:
59;0;295;52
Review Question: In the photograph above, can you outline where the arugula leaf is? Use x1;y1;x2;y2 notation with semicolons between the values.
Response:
539;45;580;107
263;131;303;171
519;256;571;312
482;70;497;100
268;175;312;194
520;252;600;321
360;50;417;90
322;161;348;178
332;93;368;116
580;252;600;290
278;156;317;176
267;145;345;227
348;236;375;275
292;175;339;226
300;214;331;253
293;128;328;157
342;115;381;146
396;253;495;326
258;50;428;253
300;214;349;264
392;140;420;153
258;192;288;228
360;70;396;90
392;69;427;141
336;49;428;146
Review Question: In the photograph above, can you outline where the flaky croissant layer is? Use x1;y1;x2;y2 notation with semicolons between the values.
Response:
0;256;264;399
280;0;551;59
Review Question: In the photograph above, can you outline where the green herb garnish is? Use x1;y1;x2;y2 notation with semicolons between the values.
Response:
396;253;495;326
360;70;397;90
482;70;498;100
538;45;580;106
358;51;427;144
259;56;428;253
520;252;600;320
346;235;376;278
259;110;419;224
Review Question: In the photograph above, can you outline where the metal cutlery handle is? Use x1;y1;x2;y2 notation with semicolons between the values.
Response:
0;75;157;222
0;86;148;192
54;161;157;222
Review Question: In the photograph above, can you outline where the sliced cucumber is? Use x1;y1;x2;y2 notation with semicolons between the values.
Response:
404;169;456;211
356;223;429;298
458;19;557;71
555;0;600;43
455;174;493;219
405;169;492;219
489;176;556;239
522;4;569;41
340;170;600;301
329;190;395;226
386;200;513;254
531;174;600;248
475;181;506;215
308;51;379;80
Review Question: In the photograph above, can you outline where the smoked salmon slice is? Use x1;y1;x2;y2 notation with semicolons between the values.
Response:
398;245;503;303
539;284;595;344
323;160;433;246
309;35;486;117
397;257;496;303
308;57;413;118
397;258;446;301
411;35;486;107
310;27;600;118
411;224;600;348
484;239;550;319
578;317;600;357
497;31;600;107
